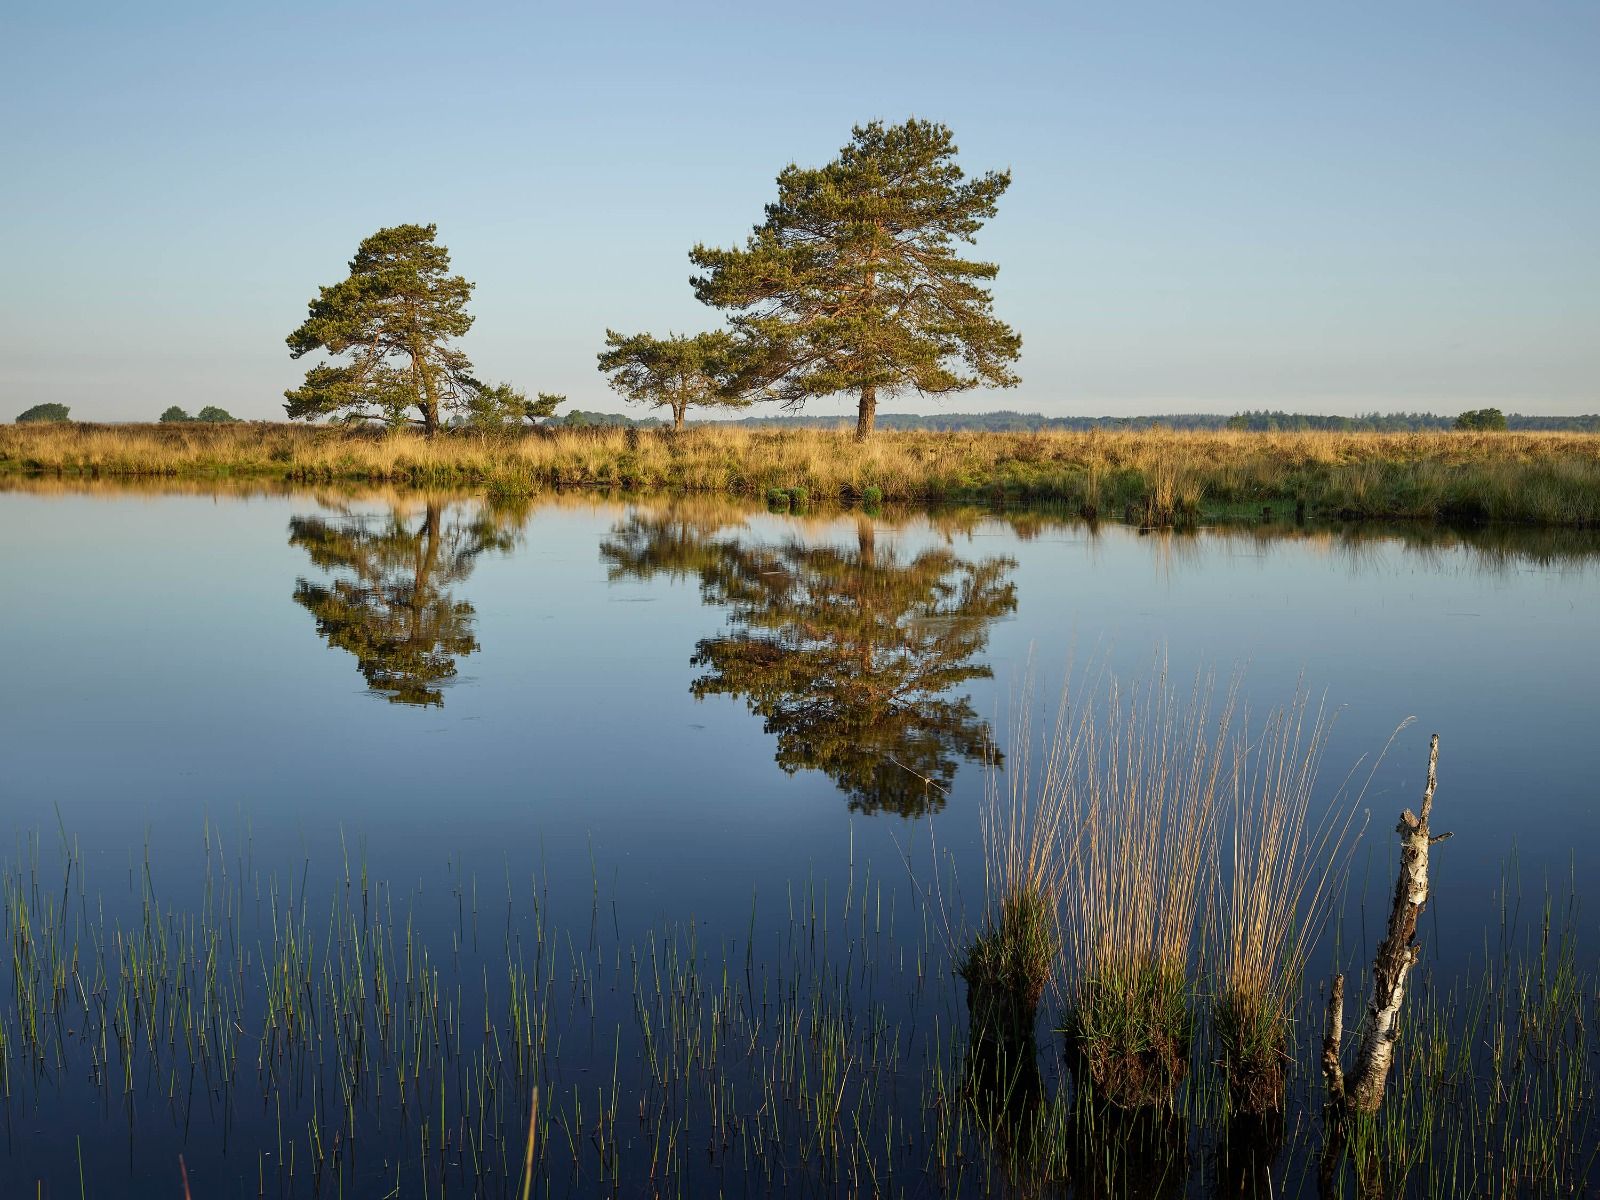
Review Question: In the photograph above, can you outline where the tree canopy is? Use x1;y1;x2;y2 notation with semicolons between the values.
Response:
690;119;1021;439
285;224;537;435
159;404;235;422
457;385;564;431
16;403;70;423
1455;408;1508;431
596;330;745;430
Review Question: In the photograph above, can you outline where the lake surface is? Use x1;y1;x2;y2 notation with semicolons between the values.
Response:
2;481;1598;1195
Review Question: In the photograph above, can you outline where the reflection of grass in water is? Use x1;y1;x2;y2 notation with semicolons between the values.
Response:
4;422;1600;526
0;829;1597;1195
959;665;1068;1128
959;886;1056;1133
5;471;1600;580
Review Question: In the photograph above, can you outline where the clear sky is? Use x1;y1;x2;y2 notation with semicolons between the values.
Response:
3;1;1595;421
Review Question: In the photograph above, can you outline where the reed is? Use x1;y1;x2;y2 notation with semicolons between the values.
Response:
1058;669;1236;1110
961;673;1075;1032
4;422;1599;525
1209;692;1365;1118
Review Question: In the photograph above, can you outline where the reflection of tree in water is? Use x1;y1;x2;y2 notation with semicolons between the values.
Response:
603;509;1016;816
599;501;738;585
291;500;520;706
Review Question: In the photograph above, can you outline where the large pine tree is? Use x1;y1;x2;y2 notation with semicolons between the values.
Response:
286;224;548;435
690;119;1021;439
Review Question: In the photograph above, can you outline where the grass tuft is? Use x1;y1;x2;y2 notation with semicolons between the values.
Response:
1054;667;1235;1109
1210;691;1367;1117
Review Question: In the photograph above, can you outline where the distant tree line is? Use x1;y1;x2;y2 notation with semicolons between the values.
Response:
1225;408;1592;433
13;400;1596;434
1452;408;1508;431
550;409;666;429
550;409;1600;433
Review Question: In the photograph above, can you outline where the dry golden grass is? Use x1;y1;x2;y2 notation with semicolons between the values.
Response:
1047;666;1237;1108
3;421;1599;525
1062;669;1234;992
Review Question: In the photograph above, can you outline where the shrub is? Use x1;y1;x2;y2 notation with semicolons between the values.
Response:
1455;408;1507;431
15;403;70;424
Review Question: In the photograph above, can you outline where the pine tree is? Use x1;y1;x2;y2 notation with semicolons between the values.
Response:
690;119;1021;439
286;224;528;435
596;330;745;431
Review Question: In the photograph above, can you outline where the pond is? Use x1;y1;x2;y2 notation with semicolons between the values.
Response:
2;480;1597;1196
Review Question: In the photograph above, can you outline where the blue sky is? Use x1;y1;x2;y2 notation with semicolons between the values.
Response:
2;1;1595;421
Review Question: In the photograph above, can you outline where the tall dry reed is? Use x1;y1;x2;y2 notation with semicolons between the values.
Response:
1210;693;1368;1117
961;668;1077;1032
1056;667;1237;1109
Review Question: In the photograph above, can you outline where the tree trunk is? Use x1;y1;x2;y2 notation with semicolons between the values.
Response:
1323;735;1448;1118
674;404;686;433
419;385;439;438
1347;734;1443;1112
855;385;877;441
412;343;440;438
1320;973;1345;1102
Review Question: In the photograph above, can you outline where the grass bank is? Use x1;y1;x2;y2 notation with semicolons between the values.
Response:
5;420;1600;525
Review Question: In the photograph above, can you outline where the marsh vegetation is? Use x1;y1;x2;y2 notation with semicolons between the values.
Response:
5;421;1600;526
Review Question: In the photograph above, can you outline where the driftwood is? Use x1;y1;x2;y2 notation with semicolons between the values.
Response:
1323;734;1449;1115
1321;972;1345;1102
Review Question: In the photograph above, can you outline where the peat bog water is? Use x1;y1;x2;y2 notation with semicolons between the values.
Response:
1;480;1598;1197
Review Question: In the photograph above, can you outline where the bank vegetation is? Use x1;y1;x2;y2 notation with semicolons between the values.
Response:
4;421;1599;526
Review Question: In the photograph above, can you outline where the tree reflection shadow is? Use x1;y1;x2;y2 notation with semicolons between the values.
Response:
603;506;1016;815
290;498;520;706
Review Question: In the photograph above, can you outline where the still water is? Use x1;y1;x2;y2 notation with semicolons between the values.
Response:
1;481;1597;1194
